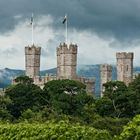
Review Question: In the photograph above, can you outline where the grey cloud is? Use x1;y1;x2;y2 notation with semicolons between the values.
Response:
0;47;19;58
0;0;140;42
41;34;64;58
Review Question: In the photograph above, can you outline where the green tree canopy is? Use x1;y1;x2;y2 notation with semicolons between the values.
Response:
119;115;140;140
5;76;43;118
44;79;86;95
14;75;33;85
43;79;93;116
0;96;13;120
98;81;133;118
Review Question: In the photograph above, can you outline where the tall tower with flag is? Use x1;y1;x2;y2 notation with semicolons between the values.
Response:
25;45;41;78
25;14;41;78
57;43;78;79
23;14;95;95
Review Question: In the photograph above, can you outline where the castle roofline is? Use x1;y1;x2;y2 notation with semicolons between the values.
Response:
57;42;78;54
116;52;134;59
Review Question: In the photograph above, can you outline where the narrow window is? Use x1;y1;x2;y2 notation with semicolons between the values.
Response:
126;65;128;71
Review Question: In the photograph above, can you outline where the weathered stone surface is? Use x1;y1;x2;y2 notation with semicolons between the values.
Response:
25;45;41;78
116;52;134;85
57;43;78;79
100;64;112;97
24;43;95;95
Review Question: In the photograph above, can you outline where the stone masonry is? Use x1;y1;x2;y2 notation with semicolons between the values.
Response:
56;43;95;94
100;64;112;97
15;44;135;96
116;52;134;85
25;45;41;78
23;43;95;95
57;43;77;79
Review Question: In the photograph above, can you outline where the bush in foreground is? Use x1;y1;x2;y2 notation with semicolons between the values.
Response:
0;121;112;140
118;115;140;140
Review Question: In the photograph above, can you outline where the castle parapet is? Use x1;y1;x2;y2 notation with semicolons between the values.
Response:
100;64;112;71
116;52;134;85
25;44;41;78
116;52;133;59
25;45;41;55
57;43;78;79
57;43;78;55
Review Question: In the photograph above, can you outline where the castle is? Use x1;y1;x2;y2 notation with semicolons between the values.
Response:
24;43;134;97
24;43;95;95
100;52;134;96
12;38;135;97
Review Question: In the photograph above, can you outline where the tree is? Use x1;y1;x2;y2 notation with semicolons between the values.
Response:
100;80;140;118
100;81;131;117
43;79;93;116
127;74;140;115
14;75;33;85
92;117;129;136
118;115;140;140
5;76;44;118
43;79;86;95
0;96;13;120
95;97;114;117
103;81;128;100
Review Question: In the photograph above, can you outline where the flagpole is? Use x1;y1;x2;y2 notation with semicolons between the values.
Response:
31;13;34;46
65;14;68;45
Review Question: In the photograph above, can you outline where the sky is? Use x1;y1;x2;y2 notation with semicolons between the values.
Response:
0;0;140;70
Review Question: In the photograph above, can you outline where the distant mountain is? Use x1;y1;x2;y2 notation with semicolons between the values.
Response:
0;65;140;96
0;68;57;88
0;68;24;88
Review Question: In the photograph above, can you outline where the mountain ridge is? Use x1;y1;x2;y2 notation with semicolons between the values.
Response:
0;65;140;95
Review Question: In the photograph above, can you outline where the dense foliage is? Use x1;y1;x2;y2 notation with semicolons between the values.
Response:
0;121;112;140
118;115;140;140
1;74;140;139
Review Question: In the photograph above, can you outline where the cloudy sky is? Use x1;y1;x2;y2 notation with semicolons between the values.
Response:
0;0;140;70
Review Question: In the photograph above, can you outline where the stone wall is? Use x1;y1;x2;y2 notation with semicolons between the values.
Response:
100;64;112;97
33;75;57;89
23;43;95;96
116;52;134;85
57;43;77;79
25;45;41;78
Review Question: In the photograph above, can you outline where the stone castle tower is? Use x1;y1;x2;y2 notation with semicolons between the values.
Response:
100;64;112;97
23;43;95;95
116;52;134;85
25;45;41;78
57;43;78;79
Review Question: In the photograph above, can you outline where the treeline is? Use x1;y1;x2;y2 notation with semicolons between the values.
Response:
1;75;140;139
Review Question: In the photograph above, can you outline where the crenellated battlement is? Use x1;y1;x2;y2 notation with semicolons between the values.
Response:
84;78;95;83
57;43;77;55
100;64;112;71
25;45;41;55
116;52;134;86
116;52;134;59
25;45;41;78
57;42;78;79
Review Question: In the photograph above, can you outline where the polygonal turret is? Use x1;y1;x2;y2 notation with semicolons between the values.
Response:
57;43;78;79
116;52;134;85
25;45;41;55
25;45;41;78
57;43;77;55
116;52;133;59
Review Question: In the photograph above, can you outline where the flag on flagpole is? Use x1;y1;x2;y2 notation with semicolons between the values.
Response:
62;15;67;24
30;14;33;25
